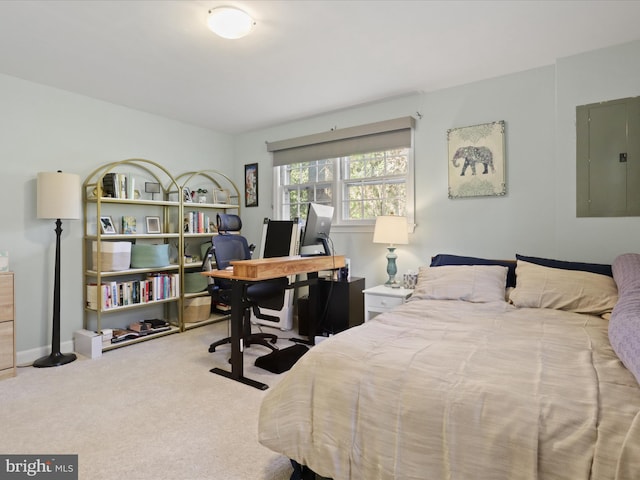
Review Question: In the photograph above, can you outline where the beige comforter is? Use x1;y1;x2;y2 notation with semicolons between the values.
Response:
258;299;640;480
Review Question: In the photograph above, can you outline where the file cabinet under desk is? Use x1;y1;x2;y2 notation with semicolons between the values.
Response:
0;272;15;380
317;277;365;335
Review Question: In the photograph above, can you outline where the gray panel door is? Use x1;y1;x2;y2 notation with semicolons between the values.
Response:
577;96;640;217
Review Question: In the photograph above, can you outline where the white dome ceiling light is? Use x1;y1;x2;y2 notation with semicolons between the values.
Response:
207;7;255;39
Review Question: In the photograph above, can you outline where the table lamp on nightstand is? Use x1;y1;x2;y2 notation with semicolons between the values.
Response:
373;215;409;288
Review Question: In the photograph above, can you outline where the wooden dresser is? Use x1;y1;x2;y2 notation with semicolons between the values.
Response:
0;272;15;379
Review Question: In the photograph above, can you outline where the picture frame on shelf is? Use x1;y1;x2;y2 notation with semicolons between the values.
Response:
183;187;192;203
121;215;137;234
214;189;229;204
144;182;161;200
245;163;258;207
100;216;117;234
145;216;161;234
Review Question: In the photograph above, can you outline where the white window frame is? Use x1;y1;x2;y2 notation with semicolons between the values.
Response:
273;145;415;233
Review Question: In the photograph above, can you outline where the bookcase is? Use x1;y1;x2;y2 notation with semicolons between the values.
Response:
175;170;241;330
82;159;240;351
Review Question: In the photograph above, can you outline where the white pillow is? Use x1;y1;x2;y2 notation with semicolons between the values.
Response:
508;260;618;315
412;265;508;303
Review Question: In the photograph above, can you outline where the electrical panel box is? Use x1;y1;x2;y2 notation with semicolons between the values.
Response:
577;96;640;216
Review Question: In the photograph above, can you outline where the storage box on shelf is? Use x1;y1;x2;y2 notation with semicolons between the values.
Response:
82;161;241;353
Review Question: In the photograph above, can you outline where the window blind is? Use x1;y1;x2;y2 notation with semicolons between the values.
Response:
267;116;416;166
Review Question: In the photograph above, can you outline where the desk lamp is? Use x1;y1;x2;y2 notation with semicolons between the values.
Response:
373;215;408;288
34;171;81;367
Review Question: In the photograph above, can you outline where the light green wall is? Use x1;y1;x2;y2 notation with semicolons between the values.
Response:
235;39;640;290
0;74;234;359
4;38;640;361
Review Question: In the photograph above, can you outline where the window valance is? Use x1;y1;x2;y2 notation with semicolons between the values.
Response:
267;116;415;166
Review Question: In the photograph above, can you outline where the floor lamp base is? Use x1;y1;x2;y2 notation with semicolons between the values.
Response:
33;352;77;368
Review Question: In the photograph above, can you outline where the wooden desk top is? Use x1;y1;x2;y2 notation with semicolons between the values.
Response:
202;255;345;281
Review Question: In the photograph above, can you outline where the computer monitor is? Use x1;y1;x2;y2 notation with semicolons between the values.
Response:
300;202;334;256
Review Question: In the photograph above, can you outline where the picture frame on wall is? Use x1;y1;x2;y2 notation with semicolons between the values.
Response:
245;163;258;207
447;120;506;199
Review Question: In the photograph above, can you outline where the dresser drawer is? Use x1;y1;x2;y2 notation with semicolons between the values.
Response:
0;274;13;321
0;320;14;371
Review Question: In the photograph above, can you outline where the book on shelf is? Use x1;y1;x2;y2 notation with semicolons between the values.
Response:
100;172;136;199
110;320;172;343
111;328;140;343
183;211;210;234
86;273;179;311
214;302;231;312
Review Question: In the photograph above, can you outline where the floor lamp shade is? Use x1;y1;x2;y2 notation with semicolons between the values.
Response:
37;171;81;220
34;171;81;368
373;215;409;287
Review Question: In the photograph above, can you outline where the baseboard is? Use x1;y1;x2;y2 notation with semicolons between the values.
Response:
16;339;75;366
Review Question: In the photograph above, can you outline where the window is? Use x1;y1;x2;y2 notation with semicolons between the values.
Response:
268;117;415;228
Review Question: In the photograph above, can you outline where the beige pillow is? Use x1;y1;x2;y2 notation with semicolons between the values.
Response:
412;265;508;303
508;260;618;315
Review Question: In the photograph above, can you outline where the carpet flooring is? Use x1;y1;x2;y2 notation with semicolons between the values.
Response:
0;321;298;480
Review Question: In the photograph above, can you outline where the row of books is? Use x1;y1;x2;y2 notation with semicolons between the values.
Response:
86;273;180;310
102;172;136;199
184;211;212;234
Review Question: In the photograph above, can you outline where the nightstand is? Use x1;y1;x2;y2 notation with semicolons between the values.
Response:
363;284;413;322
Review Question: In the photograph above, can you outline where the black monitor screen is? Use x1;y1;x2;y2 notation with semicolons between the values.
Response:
263;220;297;258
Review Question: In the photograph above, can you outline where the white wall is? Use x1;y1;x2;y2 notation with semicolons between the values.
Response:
235;39;640;289
0;74;234;360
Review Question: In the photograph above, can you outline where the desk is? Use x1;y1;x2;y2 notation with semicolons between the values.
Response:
203;255;345;390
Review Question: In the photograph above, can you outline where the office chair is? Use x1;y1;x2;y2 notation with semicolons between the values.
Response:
205;214;289;354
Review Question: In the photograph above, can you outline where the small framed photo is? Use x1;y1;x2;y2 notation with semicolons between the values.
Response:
99;216;117;234
214;189;229;204
145;216;161;234
183;187;192;203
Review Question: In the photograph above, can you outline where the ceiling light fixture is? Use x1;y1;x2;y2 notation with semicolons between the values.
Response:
207;7;255;39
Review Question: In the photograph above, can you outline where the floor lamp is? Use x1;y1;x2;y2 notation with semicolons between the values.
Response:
373;215;409;288
34;171;81;368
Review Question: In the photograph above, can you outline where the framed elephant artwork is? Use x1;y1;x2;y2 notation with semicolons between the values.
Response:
447;121;506;198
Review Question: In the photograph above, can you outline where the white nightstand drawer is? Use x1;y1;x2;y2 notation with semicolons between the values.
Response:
362;285;413;321
367;295;405;309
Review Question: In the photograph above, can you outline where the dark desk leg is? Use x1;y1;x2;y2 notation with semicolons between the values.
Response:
210;279;269;390
308;272;319;344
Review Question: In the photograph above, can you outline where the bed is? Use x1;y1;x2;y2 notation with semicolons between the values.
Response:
258;253;640;480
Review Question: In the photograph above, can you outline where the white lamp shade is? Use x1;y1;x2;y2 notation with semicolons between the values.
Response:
207;7;254;39
37;171;81;220
373;215;409;245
